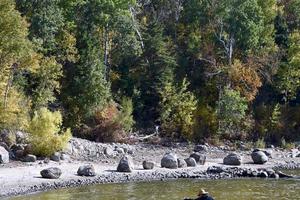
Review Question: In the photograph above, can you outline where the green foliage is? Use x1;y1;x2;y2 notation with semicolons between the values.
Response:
217;88;248;137
254;138;266;149
159;79;197;140
116;97;135;133
28;108;71;156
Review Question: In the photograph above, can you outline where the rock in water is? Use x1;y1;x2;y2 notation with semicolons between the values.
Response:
117;156;134;172
177;158;187;168
190;152;206;165
143;160;155;170
0;146;9;164
251;150;268;164
40;167;62;179
223;153;242;166
77;165;96;176
161;153;178;169
184;157;197;167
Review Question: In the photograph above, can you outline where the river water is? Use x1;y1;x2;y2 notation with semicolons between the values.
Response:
12;170;300;200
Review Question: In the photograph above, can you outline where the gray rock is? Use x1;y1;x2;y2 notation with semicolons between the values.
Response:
270;173;279;179
190;152;206;165
127;149;134;155
40;167;62;179
258;171;268;178
251;150;268;164
0;142;9;151
117;156;134;172
194;145;208;152
15;149;25;159
161;153;178;169
50;152;61;162
104;147;114;156
277;171;294;178
0;130;15;146
115;147;125;154
142;160;155;170
177;158;187;168
60;153;70;161
263;149;273;158
223;153;242;166
0;146;9;164
77;165;96;176
44;158;50;164
23;154;36;162
184;157;197;167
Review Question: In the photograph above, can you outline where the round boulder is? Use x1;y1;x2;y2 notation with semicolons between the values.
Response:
40;167;62;179
161;153;178;169
194;145;208;152
190;152;206;165
223;153;242;166
251;150;268;164
23;154;36;162
50;152;61;162
142;160;155;170
184;157;197;167
77;165;96;176
117;156;134;172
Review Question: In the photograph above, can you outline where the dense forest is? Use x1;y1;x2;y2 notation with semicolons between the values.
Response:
1;0;300;154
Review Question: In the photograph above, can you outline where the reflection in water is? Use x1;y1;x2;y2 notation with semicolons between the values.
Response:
13;173;300;200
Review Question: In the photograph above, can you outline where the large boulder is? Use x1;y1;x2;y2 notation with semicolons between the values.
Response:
184;157;197;167
177;158;187;168
223;153;242;166
0;146;9;164
190;152;206;165
117;156;134;172
77;165;96;176
251;150;268;164
40;167;62;179
161;153;178;169
142;160;155;170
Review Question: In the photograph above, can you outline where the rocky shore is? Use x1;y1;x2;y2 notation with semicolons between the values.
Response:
0;137;300;199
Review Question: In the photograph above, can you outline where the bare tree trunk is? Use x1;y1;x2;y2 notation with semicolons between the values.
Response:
104;23;110;81
4;63;17;108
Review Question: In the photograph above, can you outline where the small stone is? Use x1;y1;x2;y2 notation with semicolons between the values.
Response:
258;171;268;178
40;167;62;179
23;154;36;162
270;173;279;179
115;147;125;154
104;147;114;156
194;145;208;152
77;165;96;176
142;161;155;170
184;157;197;167
60;153;70;161
50;152;61;162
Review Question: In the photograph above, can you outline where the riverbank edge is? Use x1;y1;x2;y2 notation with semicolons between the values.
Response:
2;162;300;199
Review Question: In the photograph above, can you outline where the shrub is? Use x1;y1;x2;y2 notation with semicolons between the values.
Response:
28;107;71;156
116;97;135;133
254;138;266;149
159;78;197;140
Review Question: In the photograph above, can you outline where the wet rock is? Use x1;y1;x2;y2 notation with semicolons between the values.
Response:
258;171;268;178
251;150;268;164
177;158;187;168
40;167;62;179
223;153;242;166
142;160;155;170
184;157;197;167
269;173;279;179
117;156;134;172
207;166;225;173
0;146;9;164
277;171;294;178
161;153;178;169
77;165;96;176
50;152;61;162
23;154;36;162
194;145;208;152
190;152;206;165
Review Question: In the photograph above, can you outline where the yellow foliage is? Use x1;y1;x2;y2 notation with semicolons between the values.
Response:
229;60;262;101
28;108;71;156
